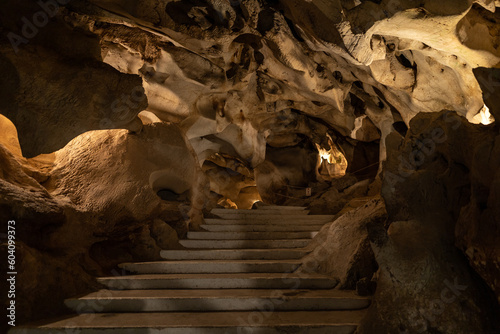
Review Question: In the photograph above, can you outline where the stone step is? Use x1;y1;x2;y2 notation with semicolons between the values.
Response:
179;239;311;249
200;224;324;232
119;260;302;274
213;213;324;220
204;217;333;225
10;311;364;334
10;205;370;334
187;231;318;240
98;273;338;290
257;205;307;210
211;208;309;215
161;248;310;260
65;289;370;312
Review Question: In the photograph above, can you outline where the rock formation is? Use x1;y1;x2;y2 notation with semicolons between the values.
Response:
1;0;499;332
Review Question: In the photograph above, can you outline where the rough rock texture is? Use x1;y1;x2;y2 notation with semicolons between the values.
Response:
3;0;498;195
383;111;500;302
0;1;147;157
43;123;198;269
47;124;195;223
358;111;500;333
0;122;198;332
360;217;499;334
0;143;97;333
299;197;386;290
1;0;500;332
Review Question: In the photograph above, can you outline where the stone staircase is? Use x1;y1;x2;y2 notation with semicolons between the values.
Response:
12;206;370;334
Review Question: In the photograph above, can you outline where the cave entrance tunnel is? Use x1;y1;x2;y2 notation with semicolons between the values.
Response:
206;131;381;209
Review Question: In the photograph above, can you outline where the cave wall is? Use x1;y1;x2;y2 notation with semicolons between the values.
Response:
0;119;200;331
360;111;500;333
1;0;500;332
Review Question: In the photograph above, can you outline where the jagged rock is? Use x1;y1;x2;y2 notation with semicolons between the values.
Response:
299;197;385;289
381;112;500;303
370;110;500;332
47;124;197;225
150;219;180;251
1;0;500;332
359;218;500;333
0;3;147;157
59;0;496;170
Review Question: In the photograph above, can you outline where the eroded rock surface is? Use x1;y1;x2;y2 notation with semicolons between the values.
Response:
365;111;500;333
1;0;500;332
300;197;385;289
0;122;198;332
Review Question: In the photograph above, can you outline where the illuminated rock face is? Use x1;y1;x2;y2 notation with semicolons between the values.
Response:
51;0;497;200
0;0;147;158
1;0;500;333
1;0;498;194
0;120;198;330
48;124;196;222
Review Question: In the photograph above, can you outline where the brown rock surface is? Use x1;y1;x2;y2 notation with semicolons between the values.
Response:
300;197;385;289
1;0;500;332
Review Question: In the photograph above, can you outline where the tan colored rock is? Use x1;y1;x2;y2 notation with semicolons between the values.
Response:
48;124;196;224
0;115;22;158
1;1;500;331
0;41;146;157
300;197;385;289
376;110;500;332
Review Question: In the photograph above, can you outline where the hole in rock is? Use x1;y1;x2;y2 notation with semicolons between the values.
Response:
350;93;366;117
254;51;265;65
396;53;413;69
233;33;263;49
353;81;363;89
257;9;275;34
226;63;239;79
150;170;191;199
333;71;343;83
393;121;408;137
157;189;181;201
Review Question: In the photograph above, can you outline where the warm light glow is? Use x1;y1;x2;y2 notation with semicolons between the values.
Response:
480;105;493;125
217;197;238;209
318;147;332;163
472;105;495;125
315;134;348;179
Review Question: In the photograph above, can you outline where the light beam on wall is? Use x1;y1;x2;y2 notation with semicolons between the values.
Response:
315;134;348;180
318;146;333;163
472;105;495;125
